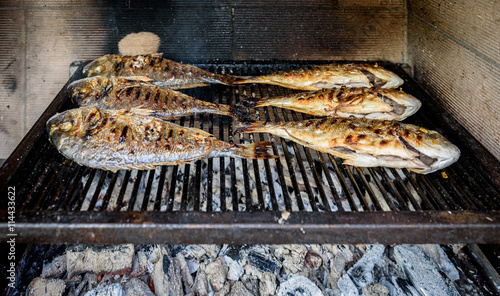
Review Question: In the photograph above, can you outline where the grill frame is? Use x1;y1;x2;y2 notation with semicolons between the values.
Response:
1;60;499;245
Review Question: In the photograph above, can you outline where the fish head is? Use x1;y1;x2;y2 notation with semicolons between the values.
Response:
360;64;404;89
397;125;460;174
68;77;113;105
46;107;104;146
375;89;422;120
83;54;122;77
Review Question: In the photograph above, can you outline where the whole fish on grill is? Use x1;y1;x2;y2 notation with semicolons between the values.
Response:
83;53;244;89
229;63;404;91
68;76;249;120
47;107;276;171
236;118;460;174
242;88;421;121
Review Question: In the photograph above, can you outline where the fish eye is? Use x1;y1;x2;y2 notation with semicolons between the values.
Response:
60;122;73;132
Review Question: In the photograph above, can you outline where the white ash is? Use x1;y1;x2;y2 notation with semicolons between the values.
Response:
41;254;66;279
277;275;324;296
31;243;484;296
393;245;461;296
362;282;390;296
26;277;66;296
83;283;125;296
66;244;134;278
206;256;229;292
123;277;155;296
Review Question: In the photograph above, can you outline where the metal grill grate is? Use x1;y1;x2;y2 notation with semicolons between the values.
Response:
1;61;499;244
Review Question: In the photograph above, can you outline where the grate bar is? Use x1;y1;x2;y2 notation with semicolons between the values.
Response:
100;171;119;211
1;61;499;245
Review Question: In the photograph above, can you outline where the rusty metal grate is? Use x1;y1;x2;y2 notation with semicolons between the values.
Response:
0;61;499;245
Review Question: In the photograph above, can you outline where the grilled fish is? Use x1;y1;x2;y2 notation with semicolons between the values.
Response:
242;88;421;121
68;76;248;120
47;107;276;171
230;63;404;91
83;53;243;89
236;118;460;174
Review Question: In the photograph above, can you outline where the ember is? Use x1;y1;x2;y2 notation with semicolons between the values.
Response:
17;243;495;295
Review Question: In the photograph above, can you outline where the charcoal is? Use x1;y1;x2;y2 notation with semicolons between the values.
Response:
228;281;253;296
277;275;323;296
361;282;390;296
151;248;183;296
176;251;194;294
346;245;385;288
83;283;125;296
205;256;228;292
123;278;154;296
337;274;361;296
219;245;243;261
40;254;66;279
192;265;209;296
259;272;277;296
393;245;460;296
224;255;244;281
214;282;231;296
200;244;222;259
418;244;460;281
66;244;134;278
247;252;277;274
383;277;421;296
276;245;307;275
26;277;66;296
74;273;99;296
240;275;260;295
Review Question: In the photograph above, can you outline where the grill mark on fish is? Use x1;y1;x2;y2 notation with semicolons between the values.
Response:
154;90;160;104
144;90;151;102
133;87;141;102
119;126;128;144
125;86;134;97
167;128;173;139
336;90;343;102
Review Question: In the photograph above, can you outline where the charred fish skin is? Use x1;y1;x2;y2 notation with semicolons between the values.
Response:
82;54;243;89
46;107;275;171
236;118;460;174
242;88;421;121
230;63;404;91
67;76;250;120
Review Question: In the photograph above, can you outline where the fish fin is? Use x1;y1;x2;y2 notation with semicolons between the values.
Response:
128;108;157;117
223;75;258;85
234;141;277;159
189;127;215;137
120;75;154;82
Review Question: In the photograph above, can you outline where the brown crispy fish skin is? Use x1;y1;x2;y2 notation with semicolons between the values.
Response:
230;63;404;91
242;88;421;121
68;76;249;120
83;54;244;89
47;107;275;171
236;118;460;174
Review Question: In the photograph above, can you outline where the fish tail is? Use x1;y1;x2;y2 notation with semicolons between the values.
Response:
234;120;269;134
222;75;258;85
233;141;277;159
238;95;264;108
